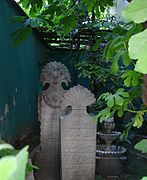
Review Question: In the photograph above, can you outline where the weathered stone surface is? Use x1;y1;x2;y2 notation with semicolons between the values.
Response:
34;61;71;180
60;85;96;180
39;61;71;108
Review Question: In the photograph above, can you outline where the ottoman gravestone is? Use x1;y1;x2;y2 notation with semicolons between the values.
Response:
35;61;71;180
60;85;96;180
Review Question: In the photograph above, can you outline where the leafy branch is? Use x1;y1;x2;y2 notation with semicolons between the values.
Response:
95;87;147;130
94;0;147;144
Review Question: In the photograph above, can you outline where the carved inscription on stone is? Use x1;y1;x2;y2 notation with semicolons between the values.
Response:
35;61;71;180
60;85;96;180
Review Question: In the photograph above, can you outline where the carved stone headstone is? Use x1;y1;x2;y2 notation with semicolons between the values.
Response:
35;61;71;180
60;85;96;180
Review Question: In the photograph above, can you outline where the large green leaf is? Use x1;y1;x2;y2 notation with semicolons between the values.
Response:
13;146;29;180
0;156;17;180
135;53;147;74
115;95;124;106
135;139;147;153
0;145;29;180
122;0;147;23
122;51;131;67
128;29;147;74
133;112;144;128
142;177;147;180
107;95;114;108
0;144;14;151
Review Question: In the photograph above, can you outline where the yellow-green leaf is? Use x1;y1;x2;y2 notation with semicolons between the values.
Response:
0;156;17;180
135;139;147;153
128;29;147;74
122;0;147;23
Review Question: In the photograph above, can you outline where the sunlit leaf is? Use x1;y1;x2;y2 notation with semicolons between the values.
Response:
0;144;14;151
117;109;124;117
122;0;147;23
135;139;147;153
128;29;147;74
0;156;17;180
13;146;29;180
122;51;131;67
122;70;142;87
115;95;124;106
133;112;144;128
141;177;147;180
107;96;114;108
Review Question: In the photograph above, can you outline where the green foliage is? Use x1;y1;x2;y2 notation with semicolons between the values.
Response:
100;88;129;108
104;23;143;74
81;0;113;15
12;0;114;43
122;0;147;74
129;29;147;74
133;112;145;128
0;143;29;180
24;18;44;27
122;0;147;23
121;70;142;87
95;88;130;122
96;0;147;136
75;44;125;104
0;141;37;180
26;162;38;173
11;27;32;45
8;0;118;47
10;16;26;24
119;122;133;142
13;0;147;145
10;16;44;44
142;177;147;180
18;0;114;19
135;139;147;153
0;156;17;180
0;143;14;151
18;0;45;14
12;146;29;180
96;88;147;129
60;15;77;34
76;60;117;85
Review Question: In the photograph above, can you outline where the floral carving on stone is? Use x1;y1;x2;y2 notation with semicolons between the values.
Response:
61;84;95;111
40;61;71;108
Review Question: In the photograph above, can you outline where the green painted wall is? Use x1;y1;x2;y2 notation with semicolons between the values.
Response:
0;1;46;143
